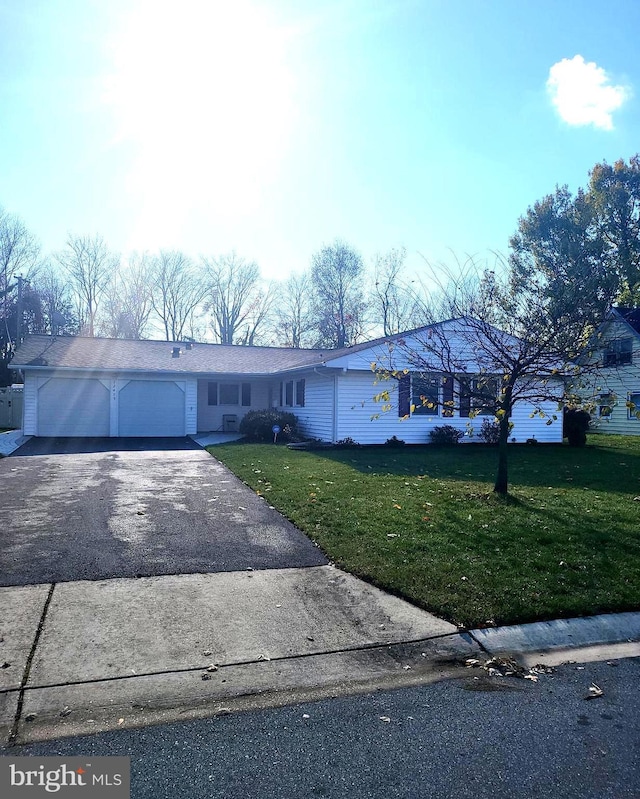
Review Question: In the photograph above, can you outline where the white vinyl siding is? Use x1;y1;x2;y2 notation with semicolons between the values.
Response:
185;379;197;434
22;372;38;436
288;372;334;441
118;380;186;437
38;377;110;437
334;371;563;444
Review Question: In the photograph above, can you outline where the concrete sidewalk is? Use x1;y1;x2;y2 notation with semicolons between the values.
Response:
2;566;639;746
0;430;30;457
0;566;463;745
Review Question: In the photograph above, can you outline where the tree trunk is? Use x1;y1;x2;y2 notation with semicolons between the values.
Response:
493;420;509;495
493;390;513;495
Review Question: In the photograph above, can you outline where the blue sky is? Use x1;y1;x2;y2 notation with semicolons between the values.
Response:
1;0;639;279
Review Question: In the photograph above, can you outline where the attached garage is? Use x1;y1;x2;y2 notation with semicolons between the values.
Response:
12;334;318;440
118;380;186;437
38;378;110;437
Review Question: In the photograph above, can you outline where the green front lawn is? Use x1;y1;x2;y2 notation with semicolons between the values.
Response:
211;436;640;628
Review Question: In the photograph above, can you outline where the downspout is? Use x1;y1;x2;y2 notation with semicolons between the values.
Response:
333;372;339;443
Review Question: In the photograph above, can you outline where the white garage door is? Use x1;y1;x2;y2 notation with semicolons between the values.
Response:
38;378;110;437
118;380;186;437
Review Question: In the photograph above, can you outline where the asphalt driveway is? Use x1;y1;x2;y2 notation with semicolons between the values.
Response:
0;438;327;586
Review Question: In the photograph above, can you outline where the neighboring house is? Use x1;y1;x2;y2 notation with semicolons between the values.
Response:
10;321;564;442
580;307;640;436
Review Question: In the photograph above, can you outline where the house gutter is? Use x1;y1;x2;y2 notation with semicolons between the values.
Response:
10;364;318;378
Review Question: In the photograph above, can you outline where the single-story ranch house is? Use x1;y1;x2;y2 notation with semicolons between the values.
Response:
10;320;564;443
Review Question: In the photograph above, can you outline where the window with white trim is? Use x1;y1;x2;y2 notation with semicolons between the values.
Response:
628;392;640;420
208;381;251;406
598;393;613;417
604;338;632;367
281;379;305;407
411;375;439;415
459;377;498;417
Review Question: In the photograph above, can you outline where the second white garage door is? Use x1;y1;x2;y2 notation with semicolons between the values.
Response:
118;380;186;437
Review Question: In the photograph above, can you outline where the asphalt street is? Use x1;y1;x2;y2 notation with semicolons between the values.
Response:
7;658;640;799
0;438;326;585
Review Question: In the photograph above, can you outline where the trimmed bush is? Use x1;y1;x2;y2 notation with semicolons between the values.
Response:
239;410;300;442
563;407;591;447
429;425;464;445
384;436;406;447
334;437;360;448
478;418;501;445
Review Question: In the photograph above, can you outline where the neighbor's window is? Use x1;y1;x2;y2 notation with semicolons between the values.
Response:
208;381;218;406
604;338;633;367
411;375;439;415
241;383;251;407
598;393;613;417
628;392;640;420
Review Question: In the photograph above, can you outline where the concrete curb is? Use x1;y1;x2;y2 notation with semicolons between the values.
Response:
469;611;640;656
3;604;639;746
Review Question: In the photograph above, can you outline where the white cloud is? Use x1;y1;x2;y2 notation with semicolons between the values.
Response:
546;55;629;130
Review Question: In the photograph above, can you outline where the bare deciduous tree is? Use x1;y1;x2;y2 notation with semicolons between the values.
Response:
100;253;154;339
273;271;316;348
0;207;41;382
149;250;207;341
31;264;78;335
203;252;273;345
371;247;423;335
55;234;117;336
311;239;367;348
0;207;40;288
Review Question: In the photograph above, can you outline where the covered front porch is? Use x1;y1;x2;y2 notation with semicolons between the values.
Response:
196;376;281;433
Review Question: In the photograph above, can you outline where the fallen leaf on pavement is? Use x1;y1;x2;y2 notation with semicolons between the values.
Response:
585;683;604;700
379;716;391;723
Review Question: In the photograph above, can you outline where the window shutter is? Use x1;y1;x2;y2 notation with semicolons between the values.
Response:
296;379;306;407
459;379;471;418
442;376;454;417
398;374;410;417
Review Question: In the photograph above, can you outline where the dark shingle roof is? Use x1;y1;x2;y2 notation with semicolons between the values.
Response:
10;335;332;375
615;307;640;335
